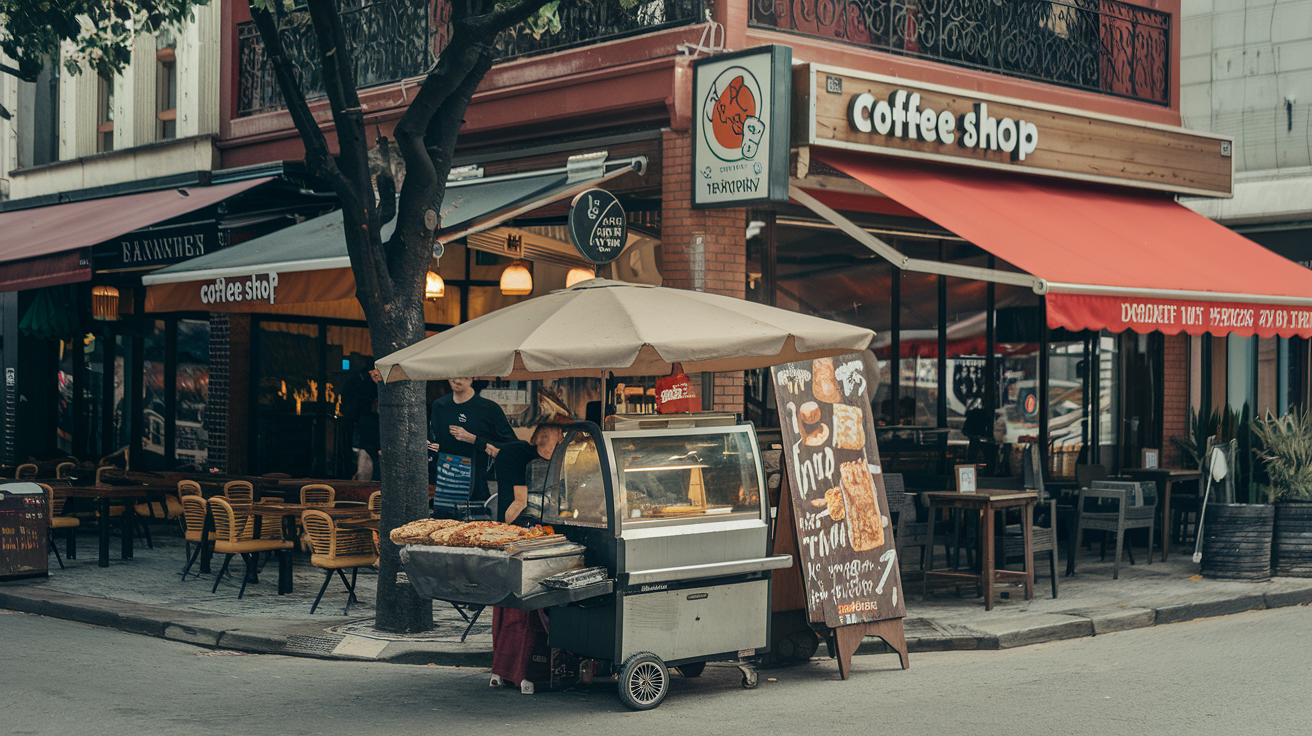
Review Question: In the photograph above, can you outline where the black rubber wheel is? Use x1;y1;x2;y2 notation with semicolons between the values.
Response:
678;661;706;678
618;652;669;710
741;668;759;689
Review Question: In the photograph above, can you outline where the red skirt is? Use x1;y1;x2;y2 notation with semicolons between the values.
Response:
491;606;548;685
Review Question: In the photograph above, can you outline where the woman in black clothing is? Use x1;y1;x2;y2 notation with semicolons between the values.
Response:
427;378;516;518
493;424;564;526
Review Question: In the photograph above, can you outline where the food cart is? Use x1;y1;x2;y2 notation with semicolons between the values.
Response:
402;413;791;709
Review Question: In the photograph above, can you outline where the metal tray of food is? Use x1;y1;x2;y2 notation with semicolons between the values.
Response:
400;544;612;609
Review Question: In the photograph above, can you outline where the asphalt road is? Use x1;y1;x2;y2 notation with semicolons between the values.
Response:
3;605;1308;736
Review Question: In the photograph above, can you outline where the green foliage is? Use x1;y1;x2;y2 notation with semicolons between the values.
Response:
0;0;207;81
1252;408;1312;503
1174;405;1243;470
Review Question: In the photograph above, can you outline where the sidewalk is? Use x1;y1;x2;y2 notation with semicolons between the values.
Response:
5;526;1312;665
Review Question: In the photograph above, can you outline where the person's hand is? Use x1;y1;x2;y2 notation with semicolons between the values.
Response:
485;444;500;459
449;425;476;443
369;369;382;383
426;442;440;453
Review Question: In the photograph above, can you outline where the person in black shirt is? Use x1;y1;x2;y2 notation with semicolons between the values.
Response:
493;424;564;525
427;378;516;517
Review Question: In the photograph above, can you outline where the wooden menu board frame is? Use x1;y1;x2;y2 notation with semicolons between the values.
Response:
769;354;908;677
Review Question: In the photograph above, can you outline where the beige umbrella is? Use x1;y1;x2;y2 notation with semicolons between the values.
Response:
376;279;874;382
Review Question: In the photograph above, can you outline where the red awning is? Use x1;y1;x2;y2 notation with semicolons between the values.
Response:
810;152;1312;339
0;178;273;291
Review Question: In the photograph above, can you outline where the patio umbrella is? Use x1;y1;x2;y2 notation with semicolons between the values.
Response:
376;279;875;382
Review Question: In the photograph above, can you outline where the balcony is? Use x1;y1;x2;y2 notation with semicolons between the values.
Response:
237;0;707;118
749;0;1170;105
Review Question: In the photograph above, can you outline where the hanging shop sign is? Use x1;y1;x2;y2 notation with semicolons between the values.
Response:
567;189;627;264
144;267;356;313
692;45;793;208
93;222;225;272
795;63;1234;197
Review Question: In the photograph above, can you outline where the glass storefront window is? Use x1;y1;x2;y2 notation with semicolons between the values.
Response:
83;335;105;458
142;320;167;464
114;334;131;453
176;319;210;469
256;321;321;477
327;325;373;478
56;340;75;454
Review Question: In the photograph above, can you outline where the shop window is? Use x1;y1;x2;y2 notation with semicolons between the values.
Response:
142;320;167;463
57;341;76;455
114;334;131;452
327;325;373;478
82;335;105;458
256;321;322;477
176;319;210;468
944;270;989;446
897;244;940;428
156;42;177;140
96;75;114;153
16;62;59;168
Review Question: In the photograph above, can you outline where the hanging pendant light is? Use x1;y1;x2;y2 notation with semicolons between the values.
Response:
566;266;596;288
499;260;533;296
424;270;445;299
91;285;120;321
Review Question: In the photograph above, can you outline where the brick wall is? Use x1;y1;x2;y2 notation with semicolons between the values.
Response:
661;130;748;413
205;313;229;472
1163;332;1188;467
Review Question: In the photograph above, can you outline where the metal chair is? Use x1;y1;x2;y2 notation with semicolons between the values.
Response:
1075;480;1156;579
301;509;378;614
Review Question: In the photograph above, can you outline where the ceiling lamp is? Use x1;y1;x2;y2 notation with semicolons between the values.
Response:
500;260;533;296
566;266;596;288
91;285;120;321
424;270;445;299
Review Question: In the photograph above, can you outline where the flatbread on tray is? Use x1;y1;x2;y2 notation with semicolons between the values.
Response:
832;403;865;450
812;358;843;404
840;459;884;552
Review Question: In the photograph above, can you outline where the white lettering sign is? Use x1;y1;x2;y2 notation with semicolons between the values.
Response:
199;273;279;306
849;91;1039;161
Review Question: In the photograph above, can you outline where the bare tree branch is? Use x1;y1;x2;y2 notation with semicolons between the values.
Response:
248;4;347;192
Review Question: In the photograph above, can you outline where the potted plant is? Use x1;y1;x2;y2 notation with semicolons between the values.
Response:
1253;409;1312;577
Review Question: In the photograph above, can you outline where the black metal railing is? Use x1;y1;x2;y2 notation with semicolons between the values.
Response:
749;0;1170;105
237;0;705;117
237;0;435;118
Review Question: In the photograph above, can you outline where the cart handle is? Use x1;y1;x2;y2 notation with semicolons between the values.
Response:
623;555;793;586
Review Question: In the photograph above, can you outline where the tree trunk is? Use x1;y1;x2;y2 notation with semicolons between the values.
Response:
375;377;433;631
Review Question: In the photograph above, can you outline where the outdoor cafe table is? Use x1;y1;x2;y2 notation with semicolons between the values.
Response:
1123;468;1201;561
241;503;373;594
54;485;174;568
922;490;1037;611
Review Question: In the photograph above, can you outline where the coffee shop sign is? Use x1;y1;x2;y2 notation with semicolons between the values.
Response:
200;273;278;305
847;89;1039;161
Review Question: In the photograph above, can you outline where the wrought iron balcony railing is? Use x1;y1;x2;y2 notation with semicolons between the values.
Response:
749;0;1170;105
237;0;706;118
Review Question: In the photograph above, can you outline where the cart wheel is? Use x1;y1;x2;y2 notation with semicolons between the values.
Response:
739;665;759;689
617;652;669;710
678;661;706;678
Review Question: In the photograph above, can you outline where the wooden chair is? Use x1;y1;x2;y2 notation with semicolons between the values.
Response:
223;481;256;507
368;491;382;520
300;484;335;507
886;474;926;571
1075;481;1156;579
1001;446;1059;598
41;483;79;568
301;509;377;614
179;495;209;581
208;497;292;598
16;463;37;480
55;462;76;480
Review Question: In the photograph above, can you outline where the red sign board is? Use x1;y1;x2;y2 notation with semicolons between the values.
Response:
1048;293;1312;339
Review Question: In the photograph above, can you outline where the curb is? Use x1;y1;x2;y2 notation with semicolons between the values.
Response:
5;580;1312;664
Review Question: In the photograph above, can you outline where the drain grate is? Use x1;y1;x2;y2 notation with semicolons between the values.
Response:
196;650;250;657
285;633;346;654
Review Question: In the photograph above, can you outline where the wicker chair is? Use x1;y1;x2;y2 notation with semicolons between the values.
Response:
368;491;382;519
208;497;292;598
41;483;79;568
302;509;378;614
223;481;256;507
300;484;335;507
16;463;37;480
179;495;209;581
177;480;203;497
55;462;76;480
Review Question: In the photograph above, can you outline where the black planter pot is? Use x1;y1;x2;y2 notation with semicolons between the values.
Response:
1200;503;1274;581
1274;500;1312;577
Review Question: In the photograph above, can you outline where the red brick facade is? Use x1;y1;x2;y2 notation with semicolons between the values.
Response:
1162;333;1188;468
660;130;747;413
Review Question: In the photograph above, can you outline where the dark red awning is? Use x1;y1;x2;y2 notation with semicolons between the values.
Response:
0;178;271;292
811;152;1312;339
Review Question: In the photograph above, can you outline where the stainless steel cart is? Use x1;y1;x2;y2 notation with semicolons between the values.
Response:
403;414;791;710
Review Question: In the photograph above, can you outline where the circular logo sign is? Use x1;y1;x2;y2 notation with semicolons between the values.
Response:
701;66;765;163
1024;394;1038;415
568;189;627;265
